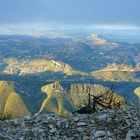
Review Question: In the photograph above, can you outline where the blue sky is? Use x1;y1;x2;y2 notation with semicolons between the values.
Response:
0;0;140;32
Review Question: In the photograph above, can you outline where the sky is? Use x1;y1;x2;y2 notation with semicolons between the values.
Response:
0;0;140;33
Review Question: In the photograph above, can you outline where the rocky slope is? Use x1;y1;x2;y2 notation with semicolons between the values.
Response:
0;106;140;140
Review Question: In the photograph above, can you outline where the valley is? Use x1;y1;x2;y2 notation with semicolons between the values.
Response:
0;33;140;119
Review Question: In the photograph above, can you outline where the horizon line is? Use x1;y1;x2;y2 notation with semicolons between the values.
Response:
0;23;140;35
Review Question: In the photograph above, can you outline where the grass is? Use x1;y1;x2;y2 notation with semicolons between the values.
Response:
0;81;30;120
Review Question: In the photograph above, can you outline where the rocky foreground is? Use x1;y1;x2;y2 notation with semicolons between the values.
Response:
0;107;140;140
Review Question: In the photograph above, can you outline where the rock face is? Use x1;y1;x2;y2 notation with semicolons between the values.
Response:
39;82;126;116
0;107;139;140
38;81;72;116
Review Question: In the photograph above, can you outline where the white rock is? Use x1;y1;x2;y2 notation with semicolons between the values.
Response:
93;130;106;138
49;128;57;133
77;122;87;126
48;124;53;128
77;127;84;132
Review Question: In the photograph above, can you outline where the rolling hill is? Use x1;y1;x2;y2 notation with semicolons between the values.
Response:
0;81;30;119
91;64;140;82
2;58;85;76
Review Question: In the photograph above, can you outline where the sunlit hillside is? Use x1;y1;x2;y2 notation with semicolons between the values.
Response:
70;84;125;109
38;81;74;116
38;82;125;115
134;87;140;103
0;81;30;119
86;34;118;47
91;64;140;82
2;58;85;76
4;92;30;119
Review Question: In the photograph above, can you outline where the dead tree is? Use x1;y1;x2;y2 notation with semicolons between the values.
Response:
85;85;125;113
86;84;91;112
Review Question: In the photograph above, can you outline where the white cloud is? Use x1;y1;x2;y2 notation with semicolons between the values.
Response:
0;23;139;35
88;24;140;30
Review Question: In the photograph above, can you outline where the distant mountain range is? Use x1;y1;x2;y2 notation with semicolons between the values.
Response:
0;34;140;72
0;33;140;119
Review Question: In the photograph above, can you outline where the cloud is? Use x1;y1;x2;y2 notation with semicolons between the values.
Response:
88;24;140;30
0;23;139;35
